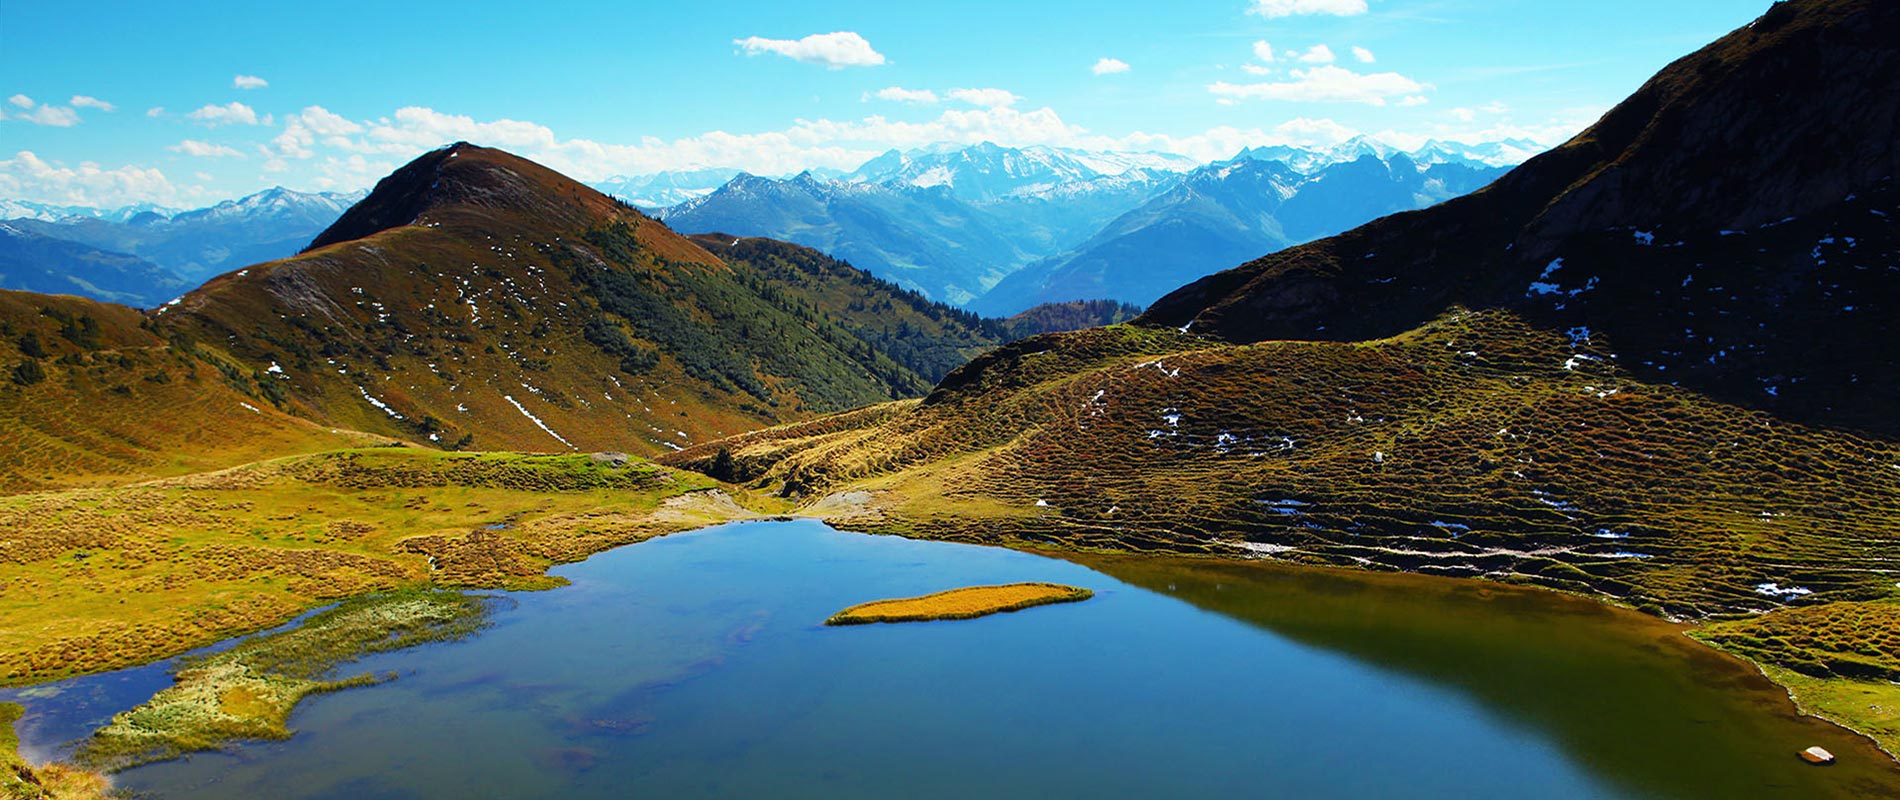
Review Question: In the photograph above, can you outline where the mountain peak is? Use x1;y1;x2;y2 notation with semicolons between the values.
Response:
305;142;620;251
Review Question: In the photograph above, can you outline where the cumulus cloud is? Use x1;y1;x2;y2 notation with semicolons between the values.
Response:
1092;57;1130;75
1248;0;1368;17
1398;95;1430;107
1295;45;1336;64
170;139;245;158
187;102;260;127
1208;65;1429;106
946;88;1019;108
146;106;165;117
1351;46;1375;63
233;74;269;90
865;86;939;104
2;95;82;126
1252;41;1276;63
70;95;115;112
0;150;182;206
1481;101;1509;114
734;31;886;68
271;105;366;159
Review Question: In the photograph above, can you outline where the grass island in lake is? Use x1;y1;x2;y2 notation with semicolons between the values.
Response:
825;582;1092;625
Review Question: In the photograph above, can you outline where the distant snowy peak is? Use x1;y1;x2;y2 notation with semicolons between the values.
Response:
843;142;1195;202
592;168;744;209
0;199;183;223
174;187;367;225
1236;136;1540;173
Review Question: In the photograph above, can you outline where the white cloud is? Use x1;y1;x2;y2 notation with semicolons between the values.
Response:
866;86;939;104
946;88;1019;108
1351;46;1375;63
271;106;366;159
0;150;184;206
194;171;215;182
1481;101;1509;114
187;102;260;127
233;74;269;90
1248;0;1367;18
1092;57;1130;75
1296;45;1336;64
146;106;165;118
1241;64;1273;76
1209;65;1429;105
1;95;80;126
171;139;245;158
1252;41;1275;63
70;95;115;112
1398;95;1430;107
734;31;886;68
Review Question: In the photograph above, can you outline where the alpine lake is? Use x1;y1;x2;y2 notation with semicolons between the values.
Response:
6;519;1896;798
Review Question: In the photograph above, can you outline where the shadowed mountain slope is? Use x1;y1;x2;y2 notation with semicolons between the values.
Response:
1141;0;1899;434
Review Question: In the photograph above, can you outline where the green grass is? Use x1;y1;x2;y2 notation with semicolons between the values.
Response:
75;588;488;771
0;447;757;686
1693;595;1900;756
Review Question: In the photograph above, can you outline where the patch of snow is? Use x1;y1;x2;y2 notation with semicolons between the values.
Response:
1754;583;1813;599
503;393;575;449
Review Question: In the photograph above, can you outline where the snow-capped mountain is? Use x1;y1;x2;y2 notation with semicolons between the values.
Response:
661;172;1036;304
969;150;1512;315
0;199;183;223
592;168;747;209
844;141;1198;203
4;187;366;284
657;139;1532;311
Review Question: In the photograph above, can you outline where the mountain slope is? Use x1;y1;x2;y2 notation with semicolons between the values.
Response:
663;0;1900;620
152;143;1020;456
0;224;188;307
661;173;1037;304
1141;0;1899;433
974;153;1507;314
0;290;381;492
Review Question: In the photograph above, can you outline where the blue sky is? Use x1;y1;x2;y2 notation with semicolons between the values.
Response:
1;0;1768;208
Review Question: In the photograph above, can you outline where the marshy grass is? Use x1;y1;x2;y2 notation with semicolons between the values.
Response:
75;588;489;771
825;582;1092;625
3;702;109;799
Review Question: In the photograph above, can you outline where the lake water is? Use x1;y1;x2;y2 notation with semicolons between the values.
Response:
8;519;1897;798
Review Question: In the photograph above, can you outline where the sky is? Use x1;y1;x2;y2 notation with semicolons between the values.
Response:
1;0;1771;209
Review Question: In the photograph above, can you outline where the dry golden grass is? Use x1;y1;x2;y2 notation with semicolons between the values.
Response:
825;582;1092;625
0;447;759;686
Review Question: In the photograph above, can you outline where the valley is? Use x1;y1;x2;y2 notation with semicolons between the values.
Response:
0;0;1896;797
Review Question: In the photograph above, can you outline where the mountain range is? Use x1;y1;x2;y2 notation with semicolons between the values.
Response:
2;187;364;298
651;138;1510;314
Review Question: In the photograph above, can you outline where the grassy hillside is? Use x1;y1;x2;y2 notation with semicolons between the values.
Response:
665;310;1900;619
155;144;1016;458
0;448;763;686
0;290;381;493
